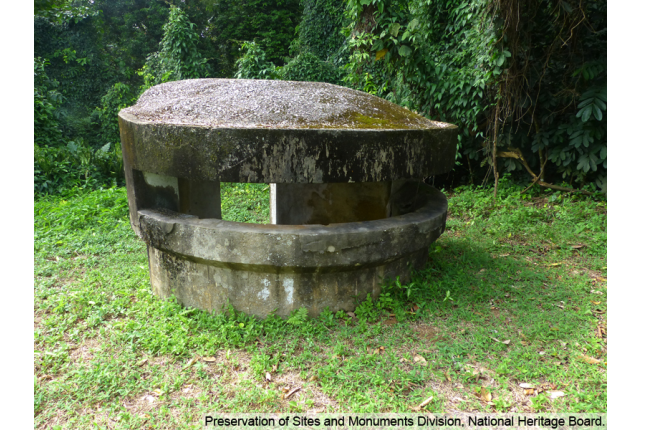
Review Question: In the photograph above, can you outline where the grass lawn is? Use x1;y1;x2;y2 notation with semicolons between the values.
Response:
34;179;607;429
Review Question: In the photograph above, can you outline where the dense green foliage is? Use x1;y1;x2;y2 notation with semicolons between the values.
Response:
233;0;348;85
234;41;281;80
281;52;345;84
33;0;303;195
34;0;606;195
139;6;210;89
34;58;65;148
296;0;347;61
341;0;607;190
203;0;302;71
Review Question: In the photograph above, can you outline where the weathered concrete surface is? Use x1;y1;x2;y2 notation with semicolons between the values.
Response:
138;181;447;318
118;79;457;184
119;79;457;236
118;79;458;318
123;79;451;130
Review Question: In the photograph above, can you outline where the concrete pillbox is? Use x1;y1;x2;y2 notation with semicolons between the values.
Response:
118;79;457;317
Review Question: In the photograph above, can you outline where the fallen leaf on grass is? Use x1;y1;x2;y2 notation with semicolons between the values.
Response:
347;312;356;318
136;358;148;367
548;263;562;267
445;371;451;382
202;357;217;363
591;300;601;305
519;383;534;389
491;337;511;345
399;357;410;363
272;364;278;372
265;373;271;382
284;387;301;399
548;391;565;399
479;387;492;402
409;396;433;412
579;355;601;365
384;318;397;326
182;357;197;370
413;354;428;366
571;245;585;249
524;388;535;396
418;396;434;408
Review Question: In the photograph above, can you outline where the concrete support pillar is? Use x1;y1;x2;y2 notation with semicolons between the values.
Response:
133;171;221;220
178;178;222;219
271;182;392;225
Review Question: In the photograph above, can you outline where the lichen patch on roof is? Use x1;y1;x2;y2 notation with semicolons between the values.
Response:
121;79;450;130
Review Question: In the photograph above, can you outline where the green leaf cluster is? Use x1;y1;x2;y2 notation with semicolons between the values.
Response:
34;57;65;148
234;0;347;85
202;0;303;75
35;140;123;195
138;7;211;91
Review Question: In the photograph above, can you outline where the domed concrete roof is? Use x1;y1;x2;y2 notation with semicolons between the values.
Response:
118;79;457;183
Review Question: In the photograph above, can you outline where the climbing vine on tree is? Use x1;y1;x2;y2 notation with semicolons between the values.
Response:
139;7;211;90
342;0;606;192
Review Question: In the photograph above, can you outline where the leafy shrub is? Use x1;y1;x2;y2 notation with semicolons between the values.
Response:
34;139;124;195
234;41;279;80
35;13;116;149
234;42;345;86
280;52;344;85
297;0;347;61
203;0;302;72
95;82;137;145
34;145;81;194
354;294;380;323
287;307;309;326
138;7;210;91
34;57;64;147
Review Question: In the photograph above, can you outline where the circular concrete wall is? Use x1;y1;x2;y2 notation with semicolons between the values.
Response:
138;181;447;318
